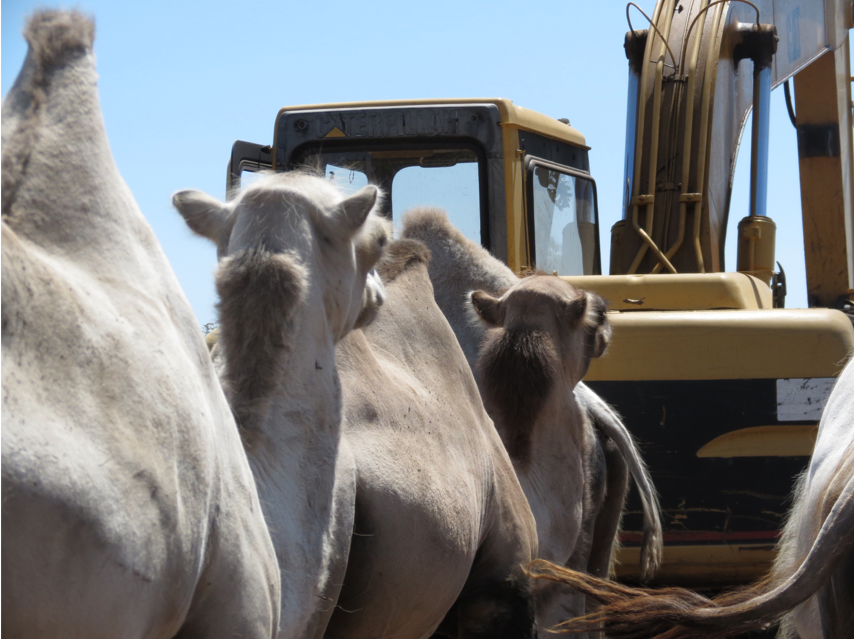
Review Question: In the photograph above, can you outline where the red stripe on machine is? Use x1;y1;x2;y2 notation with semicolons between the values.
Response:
620;530;780;544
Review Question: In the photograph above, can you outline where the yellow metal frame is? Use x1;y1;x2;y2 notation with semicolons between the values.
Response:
561;272;773;311
793;42;854;307
585;308;854;382
696;425;818;458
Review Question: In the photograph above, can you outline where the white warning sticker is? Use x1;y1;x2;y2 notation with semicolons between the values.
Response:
776;378;836;422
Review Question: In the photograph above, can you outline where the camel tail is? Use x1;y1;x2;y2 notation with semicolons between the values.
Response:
577;384;663;581
527;470;854;639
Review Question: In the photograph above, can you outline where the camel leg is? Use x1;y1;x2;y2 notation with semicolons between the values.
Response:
450;572;536;639
553;438;610;637
586;434;629;579
435;512;536;639
530;438;607;638
308;444;357;639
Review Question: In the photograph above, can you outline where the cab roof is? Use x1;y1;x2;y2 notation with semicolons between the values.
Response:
276;98;588;148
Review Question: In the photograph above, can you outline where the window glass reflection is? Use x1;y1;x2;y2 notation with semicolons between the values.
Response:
393;161;480;244
326;165;369;195
531;166;596;275
301;148;482;245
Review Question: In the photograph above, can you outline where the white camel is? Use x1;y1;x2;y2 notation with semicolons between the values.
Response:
173;172;390;639
2;11;280;638
776;356;854;639
326;238;539;639
402;207;662;630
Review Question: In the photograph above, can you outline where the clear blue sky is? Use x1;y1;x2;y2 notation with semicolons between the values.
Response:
3;0;834;323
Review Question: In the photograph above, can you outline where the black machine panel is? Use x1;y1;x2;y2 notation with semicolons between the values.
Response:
587;379;812;547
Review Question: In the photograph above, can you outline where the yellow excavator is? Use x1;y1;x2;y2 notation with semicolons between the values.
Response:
228;0;853;587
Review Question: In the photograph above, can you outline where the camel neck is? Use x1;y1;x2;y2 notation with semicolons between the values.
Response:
217;291;343;448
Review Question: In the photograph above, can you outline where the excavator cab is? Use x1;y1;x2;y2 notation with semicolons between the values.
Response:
228;98;601;277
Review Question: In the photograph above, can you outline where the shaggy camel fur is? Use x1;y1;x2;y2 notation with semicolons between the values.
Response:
527;357;854;639
2;11;279;638
403;207;662;631
174;173;390;639
327;239;538;639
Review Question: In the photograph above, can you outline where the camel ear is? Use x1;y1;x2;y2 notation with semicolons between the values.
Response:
591;321;612;358
332;185;378;237
585;293;612;359
173;190;232;243
563;292;588;324
470;291;505;327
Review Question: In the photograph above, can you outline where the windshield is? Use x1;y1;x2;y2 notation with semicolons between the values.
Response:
299;146;483;244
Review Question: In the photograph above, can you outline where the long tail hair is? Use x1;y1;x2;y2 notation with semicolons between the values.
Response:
526;467;854;639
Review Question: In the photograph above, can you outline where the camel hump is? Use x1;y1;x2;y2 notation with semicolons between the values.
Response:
376;238;431;283
402;206;458;240
25;10;94;69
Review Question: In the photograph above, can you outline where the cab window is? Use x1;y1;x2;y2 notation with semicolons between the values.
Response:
298;145;486;246
527;161;599;275
392;159;480;244
325;165;369;195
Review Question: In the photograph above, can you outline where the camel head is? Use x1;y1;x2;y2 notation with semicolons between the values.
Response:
173;172;390;341
470;275;611;392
